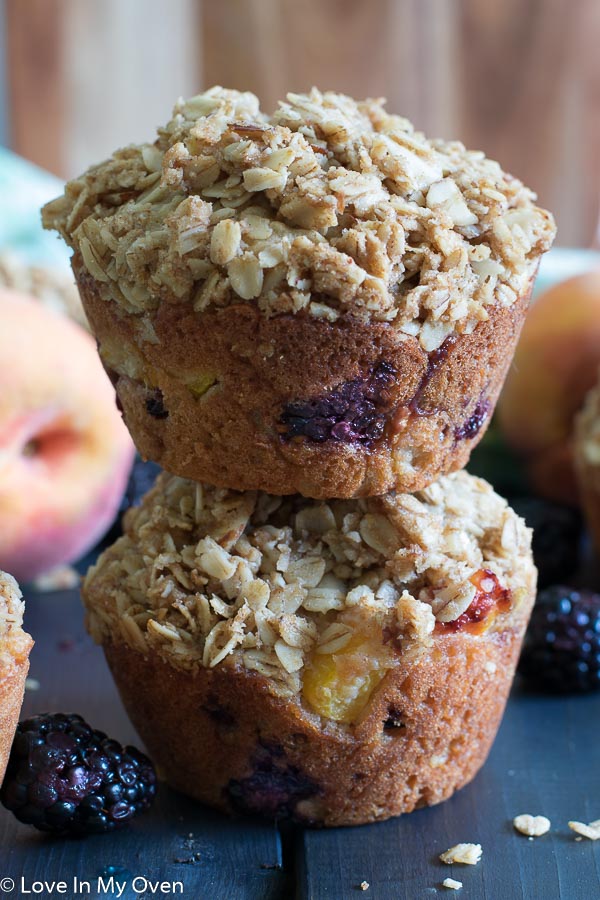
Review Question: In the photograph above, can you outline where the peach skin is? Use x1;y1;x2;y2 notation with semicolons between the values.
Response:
0;287;134;581
498;270;600;504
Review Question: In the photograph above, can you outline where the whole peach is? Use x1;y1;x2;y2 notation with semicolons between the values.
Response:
498;270;600;504
0;288;134;581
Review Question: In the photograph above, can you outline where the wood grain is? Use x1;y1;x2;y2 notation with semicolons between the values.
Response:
63;0;199;178
4;0;600;242
201;0;600;245
2;586;600;897
6;0;67;175
297;689;600;899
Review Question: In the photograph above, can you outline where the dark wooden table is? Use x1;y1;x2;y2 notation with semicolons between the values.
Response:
1;588;599;899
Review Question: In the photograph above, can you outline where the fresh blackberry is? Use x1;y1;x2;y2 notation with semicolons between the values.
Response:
518;587;600;693
511;498;582;588
280;361;395;446
1;713;157;835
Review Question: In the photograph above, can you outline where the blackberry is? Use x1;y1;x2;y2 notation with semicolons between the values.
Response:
1;713;157;835
518;587;600;693
511;498;582;588
280;361;395;446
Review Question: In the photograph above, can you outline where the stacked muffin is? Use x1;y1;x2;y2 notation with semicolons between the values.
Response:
44;88;555;825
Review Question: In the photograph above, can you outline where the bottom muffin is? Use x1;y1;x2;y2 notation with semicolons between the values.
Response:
83;471;536;826
0;572;33;783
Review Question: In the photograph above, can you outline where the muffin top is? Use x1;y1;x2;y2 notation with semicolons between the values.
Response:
84;471;534;720
44;87;555;351
0;572;33;674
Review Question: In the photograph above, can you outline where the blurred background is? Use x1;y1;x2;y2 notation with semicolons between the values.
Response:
1;0;600;246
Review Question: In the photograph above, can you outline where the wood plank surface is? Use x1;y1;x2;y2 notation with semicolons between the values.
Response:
297;689;600;898
5;0;67;175
2;586;600;897
202;0;600;247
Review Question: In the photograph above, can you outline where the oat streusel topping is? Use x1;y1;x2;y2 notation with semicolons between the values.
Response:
0;572;31;667
43;87;555;351
84;471;533;695
513;814;551;837
439;843;483;866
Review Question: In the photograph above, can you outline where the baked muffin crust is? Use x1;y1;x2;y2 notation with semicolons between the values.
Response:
43;87;554;351
0;572;33;783
84;475;536;825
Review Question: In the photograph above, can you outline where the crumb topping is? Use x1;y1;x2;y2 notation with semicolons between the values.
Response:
442;879;463;891
568;819;600;840
513;814;551;837
0;571;32;667
439;843;482;866
83;471;533;697
43;87;555;351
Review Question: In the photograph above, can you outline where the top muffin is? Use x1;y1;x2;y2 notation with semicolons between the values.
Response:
43;87;553;350
42;88;555;498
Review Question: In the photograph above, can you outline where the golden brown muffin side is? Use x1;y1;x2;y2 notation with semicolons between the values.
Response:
0;573;33;784
76;265;533;498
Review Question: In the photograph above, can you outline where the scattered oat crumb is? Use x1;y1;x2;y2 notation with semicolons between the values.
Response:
359;882;369;891
513;814;551;837
575;837;583;842
440;843;482;865
24;677;40;691
33;565;80;591
568;820;600;840
442;879;463;891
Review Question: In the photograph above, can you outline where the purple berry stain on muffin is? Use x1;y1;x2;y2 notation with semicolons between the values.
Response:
279;361;396;445
145;388;169;419
455;397;491;441
227;745;321;822
383;706;405;731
